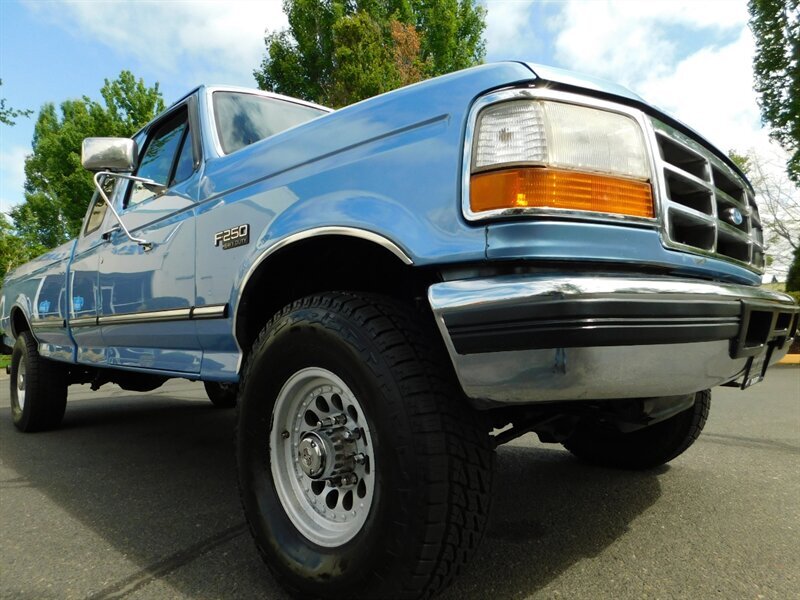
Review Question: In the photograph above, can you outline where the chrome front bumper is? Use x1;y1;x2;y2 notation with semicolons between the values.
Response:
428;276;798;406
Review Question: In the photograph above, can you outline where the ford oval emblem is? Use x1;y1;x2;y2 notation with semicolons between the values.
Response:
723;207;744;226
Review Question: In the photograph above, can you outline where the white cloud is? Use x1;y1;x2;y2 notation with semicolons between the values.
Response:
638;28;760;152
26;0;288;86
0;146;30;214
552;0;747;88
545;1;761;154
485;1;536;58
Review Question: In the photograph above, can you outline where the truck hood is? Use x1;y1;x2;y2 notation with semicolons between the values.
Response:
524;62;646;104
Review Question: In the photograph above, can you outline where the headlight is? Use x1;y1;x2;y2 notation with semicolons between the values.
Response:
469;99;654;219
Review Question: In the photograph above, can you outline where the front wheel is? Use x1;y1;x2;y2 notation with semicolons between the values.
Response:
563;389;710;470
237;293;493;599
10;331;68;432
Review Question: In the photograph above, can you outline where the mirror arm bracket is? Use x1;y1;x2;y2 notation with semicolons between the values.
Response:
93;171;165;251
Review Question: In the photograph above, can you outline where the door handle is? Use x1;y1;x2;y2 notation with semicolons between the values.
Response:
101;224;120;241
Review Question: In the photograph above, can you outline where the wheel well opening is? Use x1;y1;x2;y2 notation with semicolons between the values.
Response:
235;236;439;353
10;307;31;339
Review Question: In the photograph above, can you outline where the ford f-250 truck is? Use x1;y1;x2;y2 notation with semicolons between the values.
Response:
2;62;798;599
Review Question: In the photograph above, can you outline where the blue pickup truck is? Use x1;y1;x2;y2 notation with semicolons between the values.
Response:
2;62;798;599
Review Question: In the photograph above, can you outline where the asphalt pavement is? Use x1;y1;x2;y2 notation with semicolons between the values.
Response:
0;365;798;599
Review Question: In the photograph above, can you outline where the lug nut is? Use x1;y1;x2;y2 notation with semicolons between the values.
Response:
340;473;359;486
317;414;347;429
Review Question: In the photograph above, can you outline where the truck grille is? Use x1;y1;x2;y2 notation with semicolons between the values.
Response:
651;119;764;272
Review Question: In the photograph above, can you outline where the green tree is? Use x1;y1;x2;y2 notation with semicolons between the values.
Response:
786;241;800;291
728;149;752;175
0;213;40;281
0;79;35;282
254;0;486;107
0;79;33;126
10;71;164;249
749;0;800;184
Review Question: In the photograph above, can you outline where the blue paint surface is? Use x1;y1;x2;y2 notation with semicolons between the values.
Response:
0;62;765;383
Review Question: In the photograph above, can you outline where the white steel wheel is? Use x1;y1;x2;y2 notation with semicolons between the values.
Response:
16;357;27;411
271;367;375;547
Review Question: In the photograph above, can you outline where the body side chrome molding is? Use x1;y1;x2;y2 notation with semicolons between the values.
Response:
69;316;98;327
192;304;228;319
67;303;228;328
30;318;65;329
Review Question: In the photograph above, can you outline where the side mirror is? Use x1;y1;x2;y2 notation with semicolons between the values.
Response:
81;138;137;172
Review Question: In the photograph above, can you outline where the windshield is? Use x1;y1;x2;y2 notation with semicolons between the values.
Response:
213;91;328;155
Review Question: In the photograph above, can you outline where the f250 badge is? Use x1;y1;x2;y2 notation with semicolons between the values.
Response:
214;224;250;250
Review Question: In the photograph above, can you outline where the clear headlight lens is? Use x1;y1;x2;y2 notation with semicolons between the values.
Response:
474;100;648;179
470;99;653;218
542;102;649;179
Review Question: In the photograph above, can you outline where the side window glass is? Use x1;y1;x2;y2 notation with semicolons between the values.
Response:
171;128;194;186
126;110;188;209
84;176;115;235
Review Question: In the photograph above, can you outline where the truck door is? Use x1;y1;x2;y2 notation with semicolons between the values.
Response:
69;177;120;365
96;101;202;374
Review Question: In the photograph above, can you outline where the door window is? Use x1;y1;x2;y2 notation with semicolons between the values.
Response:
126;108;192;209
84;175;121;235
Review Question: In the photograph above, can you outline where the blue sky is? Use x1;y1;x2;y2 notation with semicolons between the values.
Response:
0;0;789;243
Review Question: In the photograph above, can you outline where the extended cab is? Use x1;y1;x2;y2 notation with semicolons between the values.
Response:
2;62;798;599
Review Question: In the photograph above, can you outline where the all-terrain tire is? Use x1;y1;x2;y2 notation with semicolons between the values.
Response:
10;331;68;432
563;390;711;470
237;293;493;600
203;381;238;408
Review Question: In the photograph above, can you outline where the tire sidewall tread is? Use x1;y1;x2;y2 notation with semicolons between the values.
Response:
236;293;493;599
563;390;711;470
10;331;68;432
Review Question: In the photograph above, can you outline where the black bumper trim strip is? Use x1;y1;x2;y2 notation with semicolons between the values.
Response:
443;297;798;356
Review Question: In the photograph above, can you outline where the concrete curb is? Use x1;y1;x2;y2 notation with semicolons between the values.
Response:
778;354;800;365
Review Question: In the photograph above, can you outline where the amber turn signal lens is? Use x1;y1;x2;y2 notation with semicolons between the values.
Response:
470;167;654;218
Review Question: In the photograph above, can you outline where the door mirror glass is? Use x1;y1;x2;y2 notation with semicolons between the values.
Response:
81;138;138;172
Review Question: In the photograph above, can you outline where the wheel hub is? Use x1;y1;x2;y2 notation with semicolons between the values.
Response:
298;433;326;478
298;420;360;482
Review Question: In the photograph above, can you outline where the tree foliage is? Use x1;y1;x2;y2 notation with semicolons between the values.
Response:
0;213;39;281
254;0;486;107
728;149;752;175
0;79;33;126
786;242;800;291
9;71;164;253
749;0;800;184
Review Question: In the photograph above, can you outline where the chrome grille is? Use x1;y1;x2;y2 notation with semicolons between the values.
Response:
651;119;764;272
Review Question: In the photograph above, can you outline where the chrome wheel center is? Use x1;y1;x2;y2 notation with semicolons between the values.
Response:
298;433;326;478
271;367;376;547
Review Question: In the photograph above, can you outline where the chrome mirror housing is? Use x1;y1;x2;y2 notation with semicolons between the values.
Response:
81;138;137;172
